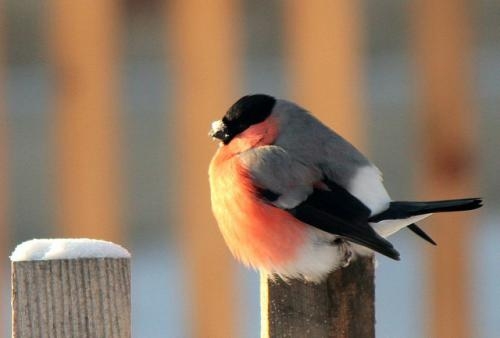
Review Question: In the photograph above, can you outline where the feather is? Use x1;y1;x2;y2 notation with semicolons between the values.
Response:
369;198;483;222
407;223;437;245
289;199;400;260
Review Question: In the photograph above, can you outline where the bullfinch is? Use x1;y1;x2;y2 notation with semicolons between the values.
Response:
208;94;482;282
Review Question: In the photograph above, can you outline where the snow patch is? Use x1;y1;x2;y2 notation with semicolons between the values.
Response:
10;238;131;261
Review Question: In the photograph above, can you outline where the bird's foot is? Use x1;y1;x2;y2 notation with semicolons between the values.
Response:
333;238;353;268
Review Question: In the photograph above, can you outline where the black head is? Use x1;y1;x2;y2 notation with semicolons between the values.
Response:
210;94;276;144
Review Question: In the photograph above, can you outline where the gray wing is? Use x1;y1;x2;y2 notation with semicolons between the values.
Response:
238;145;320;209
237;145;400;260
271;100;391;215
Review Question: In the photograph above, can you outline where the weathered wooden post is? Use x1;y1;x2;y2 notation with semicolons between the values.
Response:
11;239;131;338
260;257;375;338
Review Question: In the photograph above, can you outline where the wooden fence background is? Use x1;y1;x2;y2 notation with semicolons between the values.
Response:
413;1;477;337
1;0;490;337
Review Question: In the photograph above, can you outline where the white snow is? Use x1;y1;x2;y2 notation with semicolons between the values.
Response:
10;238;131;261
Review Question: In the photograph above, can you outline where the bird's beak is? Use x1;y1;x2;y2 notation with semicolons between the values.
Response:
209;120;231;143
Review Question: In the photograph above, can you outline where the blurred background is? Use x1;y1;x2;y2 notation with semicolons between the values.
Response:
1;0;499;337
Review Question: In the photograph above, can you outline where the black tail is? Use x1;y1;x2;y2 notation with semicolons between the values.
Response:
369;198;483;223
407;223;437;245
369;198;483;245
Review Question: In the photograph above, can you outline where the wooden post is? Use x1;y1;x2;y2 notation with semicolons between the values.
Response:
166;1;240;337
266;1;373;337
261;258;375;338
49;0;123;241
412;1;476;337
11;240;131;338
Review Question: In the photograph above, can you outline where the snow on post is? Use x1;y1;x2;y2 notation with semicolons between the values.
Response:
11;239;131;338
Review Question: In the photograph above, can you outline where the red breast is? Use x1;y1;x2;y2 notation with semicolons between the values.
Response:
208;117;308;270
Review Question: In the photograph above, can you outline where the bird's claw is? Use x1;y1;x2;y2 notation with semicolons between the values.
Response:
333;239;353;268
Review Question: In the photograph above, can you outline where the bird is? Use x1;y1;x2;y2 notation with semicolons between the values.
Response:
208;94;482;282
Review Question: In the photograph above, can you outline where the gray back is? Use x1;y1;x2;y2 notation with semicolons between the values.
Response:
272;100;371;188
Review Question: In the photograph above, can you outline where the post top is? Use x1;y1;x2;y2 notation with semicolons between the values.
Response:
10;238;131;261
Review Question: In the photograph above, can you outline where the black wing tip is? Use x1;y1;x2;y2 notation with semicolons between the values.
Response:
351;230;401;261
371;240;400;261
364;243;400;260
386;247;401;261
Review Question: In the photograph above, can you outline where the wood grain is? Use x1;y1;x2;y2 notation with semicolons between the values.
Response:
12;258;131;338
261;257;375;338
